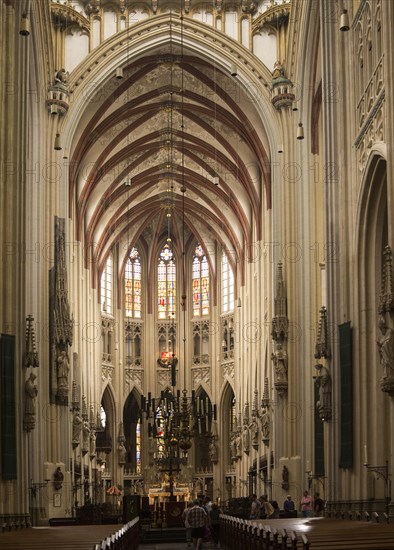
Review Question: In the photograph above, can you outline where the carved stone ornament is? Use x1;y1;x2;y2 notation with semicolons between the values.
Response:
24;315;39;369
377;246;394;395
53;218;73;405
315;306;330;360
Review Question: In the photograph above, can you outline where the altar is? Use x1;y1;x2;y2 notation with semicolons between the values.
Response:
148;482;190;504
148;482;191;527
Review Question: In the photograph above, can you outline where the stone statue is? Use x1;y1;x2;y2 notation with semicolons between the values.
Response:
118;442;127;465
377;315;394;379
54;68;69;86
90;430;96;459
230;433;237;461
272;60;285;79
23;372;38;432
72;410;83;448
272;343;288;383
209;439;218;463
282;465;289;491
261;408;270;441
243;425;250;453
57;350;70;395
236;432;242;458
53;466;64;491
82;418;90;454
315;364;332;411
250;417;259;448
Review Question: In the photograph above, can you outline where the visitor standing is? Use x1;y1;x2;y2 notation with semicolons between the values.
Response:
188;499;208;550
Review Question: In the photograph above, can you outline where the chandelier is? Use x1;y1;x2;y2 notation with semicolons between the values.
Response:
142;389;216;463
141;1;217;488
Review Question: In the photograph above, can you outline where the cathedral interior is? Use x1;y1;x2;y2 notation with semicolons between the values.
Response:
0;0;394;529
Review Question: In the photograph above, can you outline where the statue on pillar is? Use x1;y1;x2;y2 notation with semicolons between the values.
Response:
23;371;38;432
72;410;83;448
315;363;332;421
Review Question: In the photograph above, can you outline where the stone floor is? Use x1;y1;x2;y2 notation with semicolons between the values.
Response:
140;542;221;549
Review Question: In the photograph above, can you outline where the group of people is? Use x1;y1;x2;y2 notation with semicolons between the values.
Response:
182;496;222;549
250;490;324;520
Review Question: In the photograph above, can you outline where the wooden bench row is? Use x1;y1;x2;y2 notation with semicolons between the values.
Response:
92;517;139;550
0;519;140;550
326;510;390;523
219;515;394;550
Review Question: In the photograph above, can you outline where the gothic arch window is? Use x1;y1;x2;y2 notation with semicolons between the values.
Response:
222;252;234;313
192;244;210;317
125;247;142;318
101;253;113;314
136;419;141;474
158;244;176;319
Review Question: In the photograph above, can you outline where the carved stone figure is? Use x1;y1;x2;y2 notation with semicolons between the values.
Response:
261;408;270;442
272;343;288;383
90;430;96;459
23;372;38;432
57;350;70;395
282;465;289;491
315;364;332;410
243;425;250;454
230;433;237;461
53;466;64;491
250;417;259;449
272;61;285;79
54;68;69;86
377;315;394;379
118;442;127;465
236;432;242;458
82;418;90;454
72;410;83;448
209;439;218;463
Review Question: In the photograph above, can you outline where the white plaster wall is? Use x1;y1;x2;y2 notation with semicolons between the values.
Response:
103;10;117;40
192;7;214;26
252;30;276;72
224;10;238;41
241;18;250;49
65;29;89;73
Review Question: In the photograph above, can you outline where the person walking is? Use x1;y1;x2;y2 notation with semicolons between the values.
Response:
187;498;208;550
183;502;193;547
314;492;324;517
249;494;261;519
300;490;313;518
209;502;222;548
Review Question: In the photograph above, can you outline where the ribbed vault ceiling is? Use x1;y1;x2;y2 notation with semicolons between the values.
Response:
70;43;271;279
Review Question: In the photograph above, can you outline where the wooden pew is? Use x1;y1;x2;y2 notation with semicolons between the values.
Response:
220;514;394;550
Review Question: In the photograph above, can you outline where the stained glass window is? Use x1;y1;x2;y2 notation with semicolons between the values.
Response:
100;254;113;314
158;244;176;319
125;247;142;318
136;420;141;474
192;244;210;316
222;252;234;313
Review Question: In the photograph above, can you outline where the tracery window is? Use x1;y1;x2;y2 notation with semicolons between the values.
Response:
192;244;210;316
101;254;113;314
222;252;234;313
158;244;176;319
125;247;142;318
135;420;141;474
